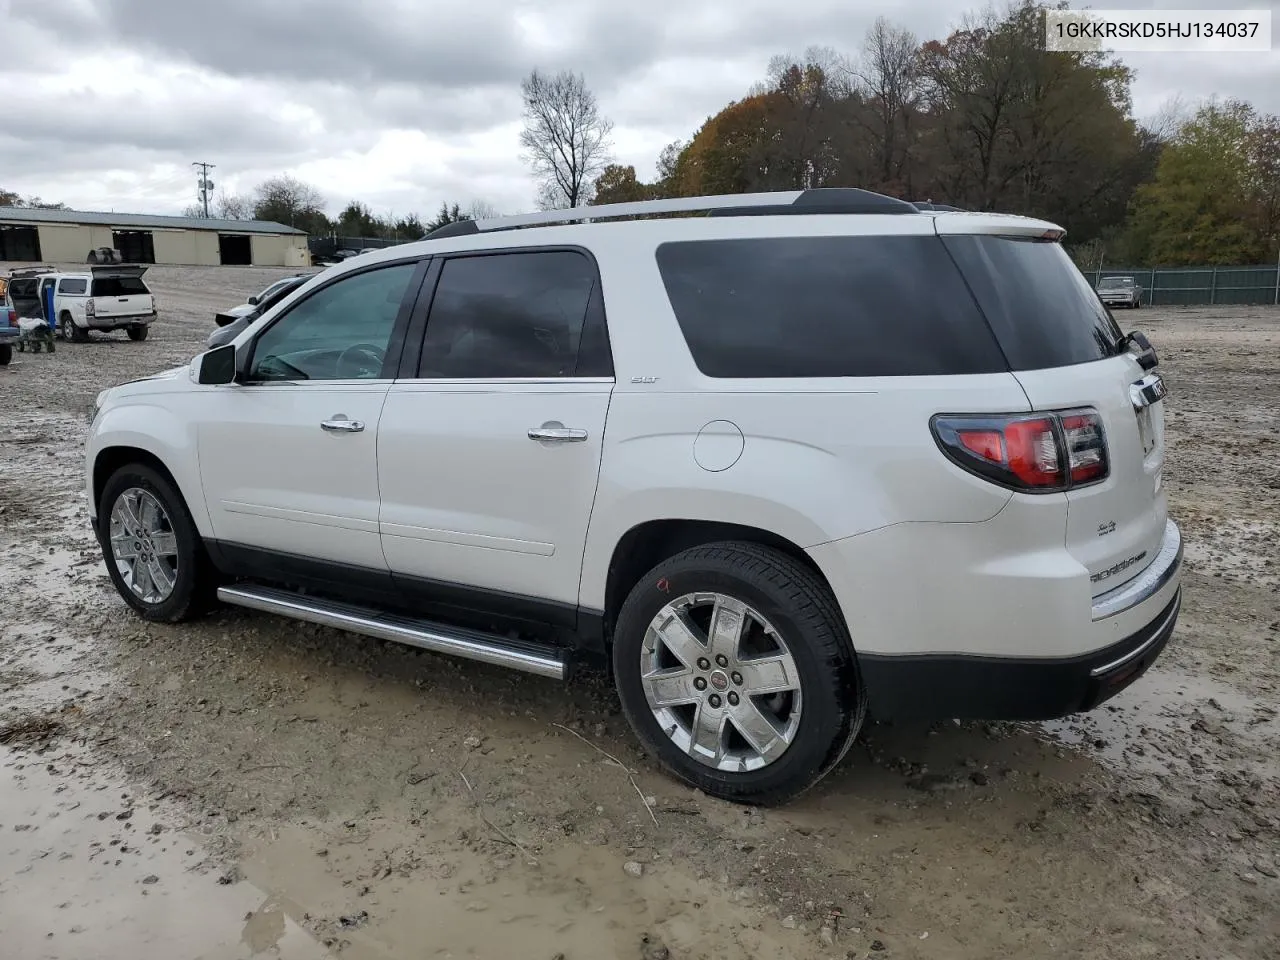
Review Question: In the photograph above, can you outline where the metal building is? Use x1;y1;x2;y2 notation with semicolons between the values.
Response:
0;207;310;267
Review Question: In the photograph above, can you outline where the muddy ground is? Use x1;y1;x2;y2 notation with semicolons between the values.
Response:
1;264;1277;960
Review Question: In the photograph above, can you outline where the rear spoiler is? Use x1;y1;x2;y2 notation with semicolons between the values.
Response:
91;264;148;278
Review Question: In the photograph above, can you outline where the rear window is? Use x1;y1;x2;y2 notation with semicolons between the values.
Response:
655;236;1007;378
92;276;150;297
941;236;1122;370
58;278;88;295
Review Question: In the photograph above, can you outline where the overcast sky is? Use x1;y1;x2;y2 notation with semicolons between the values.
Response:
1;0;1277;219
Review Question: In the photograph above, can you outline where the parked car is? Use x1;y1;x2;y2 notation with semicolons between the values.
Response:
0;286;18;365
1096;275;1143;308
214;274;311;328
208;274;311;349
7;266;157;342
84;188;1180;804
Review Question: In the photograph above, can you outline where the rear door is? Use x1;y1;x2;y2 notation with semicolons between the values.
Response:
377;248;614;616
940;226;1166;596
89;266;154;319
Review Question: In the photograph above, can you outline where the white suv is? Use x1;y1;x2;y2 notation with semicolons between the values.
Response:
84;189;1181;804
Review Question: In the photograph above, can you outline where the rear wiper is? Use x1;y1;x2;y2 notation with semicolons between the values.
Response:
1119;330;1159;371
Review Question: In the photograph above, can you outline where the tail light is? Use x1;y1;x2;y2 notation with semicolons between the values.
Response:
4;307;15;327
86;298;96;318
932;409;1108;493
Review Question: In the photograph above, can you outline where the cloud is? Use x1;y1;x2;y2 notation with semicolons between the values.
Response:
1;0;1277;217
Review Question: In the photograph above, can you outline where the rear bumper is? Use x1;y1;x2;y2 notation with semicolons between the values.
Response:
858;589;1180;721
0;328;18;341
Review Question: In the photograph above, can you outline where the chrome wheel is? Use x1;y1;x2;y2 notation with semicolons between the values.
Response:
641;592;802;773
108;487;179;604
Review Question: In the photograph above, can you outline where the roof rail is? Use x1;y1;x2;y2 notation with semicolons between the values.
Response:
425;188;920;238
910;201;966;212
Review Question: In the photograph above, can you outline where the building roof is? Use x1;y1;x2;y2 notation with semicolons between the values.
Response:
0;205;305;235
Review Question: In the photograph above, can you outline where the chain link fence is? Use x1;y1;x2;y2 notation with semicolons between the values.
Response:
1085;265;1280;307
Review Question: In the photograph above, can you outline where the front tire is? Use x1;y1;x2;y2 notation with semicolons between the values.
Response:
97;464;216;622
612;542;863;805
127;324;149;342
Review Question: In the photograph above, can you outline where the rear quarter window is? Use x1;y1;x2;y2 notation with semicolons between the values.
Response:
941;236;1122;370
58;278;88;295
655;236;1007;378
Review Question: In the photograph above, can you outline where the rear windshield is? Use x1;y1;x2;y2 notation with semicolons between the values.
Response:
941;236;1122;369
655;236;1007;378
92;276;150;296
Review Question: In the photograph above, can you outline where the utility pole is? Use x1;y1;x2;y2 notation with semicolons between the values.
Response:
191;162;216;218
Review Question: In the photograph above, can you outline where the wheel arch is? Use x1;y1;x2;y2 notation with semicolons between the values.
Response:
89;423;210;538
596;518;843;650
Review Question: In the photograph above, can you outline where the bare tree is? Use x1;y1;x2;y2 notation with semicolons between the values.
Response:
468;199;499;220
519;69;614;208
215;192;252;220
852;17;922;191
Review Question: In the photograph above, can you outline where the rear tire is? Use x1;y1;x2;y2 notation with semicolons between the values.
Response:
67;317;89;342
127;324;149;342
97;463;217;622
612;541;863;805
0;343;11;365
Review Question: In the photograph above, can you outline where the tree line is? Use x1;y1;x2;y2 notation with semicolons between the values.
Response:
573;2;1280;267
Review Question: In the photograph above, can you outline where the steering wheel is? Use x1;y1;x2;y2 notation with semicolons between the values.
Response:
336;343;387;379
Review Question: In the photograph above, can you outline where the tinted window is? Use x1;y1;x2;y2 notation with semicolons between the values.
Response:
420;251;600;378
249;262;416;381
92;277;149;296
942;236;1121;370
656;236;1006;378
58;278;88;294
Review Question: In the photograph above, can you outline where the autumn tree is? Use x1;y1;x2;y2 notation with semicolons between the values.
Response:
1128;101;1280;265
520;69;614;208
590;165;655;205
850;18;923;195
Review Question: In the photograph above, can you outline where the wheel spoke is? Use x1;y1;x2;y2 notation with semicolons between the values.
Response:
688;701;726;763
132;557;154;598
147;557;175;597
707;597;747;659
150;532;178;558
728;698;790;763
642;667;699;708
139;495;161;532
651;609;707;668
110;535;140;560
117;494;143;533
736;653;800;697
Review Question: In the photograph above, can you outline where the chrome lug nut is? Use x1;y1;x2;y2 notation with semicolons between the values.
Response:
731;671;743;686
728;692;740;706
708;694;722;708
694;677;707;691
697;657;711;670
715;654;729;667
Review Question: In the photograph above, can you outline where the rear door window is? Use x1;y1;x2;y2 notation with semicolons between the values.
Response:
655;236;1007;378
941;236;1122;370
418;250;608;378
57;278;88;295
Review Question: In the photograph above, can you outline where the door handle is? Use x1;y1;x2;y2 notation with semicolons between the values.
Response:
321;416;365;433
528;422;588;443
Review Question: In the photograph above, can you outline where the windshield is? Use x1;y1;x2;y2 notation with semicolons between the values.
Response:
1099;278;1134;288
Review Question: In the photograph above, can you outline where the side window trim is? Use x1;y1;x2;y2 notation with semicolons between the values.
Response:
240;257;431;384
407;244;613;382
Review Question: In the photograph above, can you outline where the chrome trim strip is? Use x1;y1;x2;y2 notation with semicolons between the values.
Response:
1129;374;1167;410
1090;590;1181;677
217;585;567;679
1091;519;1182;621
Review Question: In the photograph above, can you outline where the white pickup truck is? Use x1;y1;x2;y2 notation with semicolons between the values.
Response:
8;266;158;342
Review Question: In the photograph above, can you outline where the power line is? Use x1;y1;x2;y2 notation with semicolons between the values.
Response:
192;161;216;218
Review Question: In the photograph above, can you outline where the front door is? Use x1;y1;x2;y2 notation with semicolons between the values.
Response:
378;249;615;621
197;260;424;579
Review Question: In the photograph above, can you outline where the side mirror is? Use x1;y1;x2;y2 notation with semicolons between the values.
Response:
197;343;238;385
247;295;259;305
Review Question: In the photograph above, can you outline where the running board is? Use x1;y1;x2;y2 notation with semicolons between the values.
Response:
216;584;568;680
